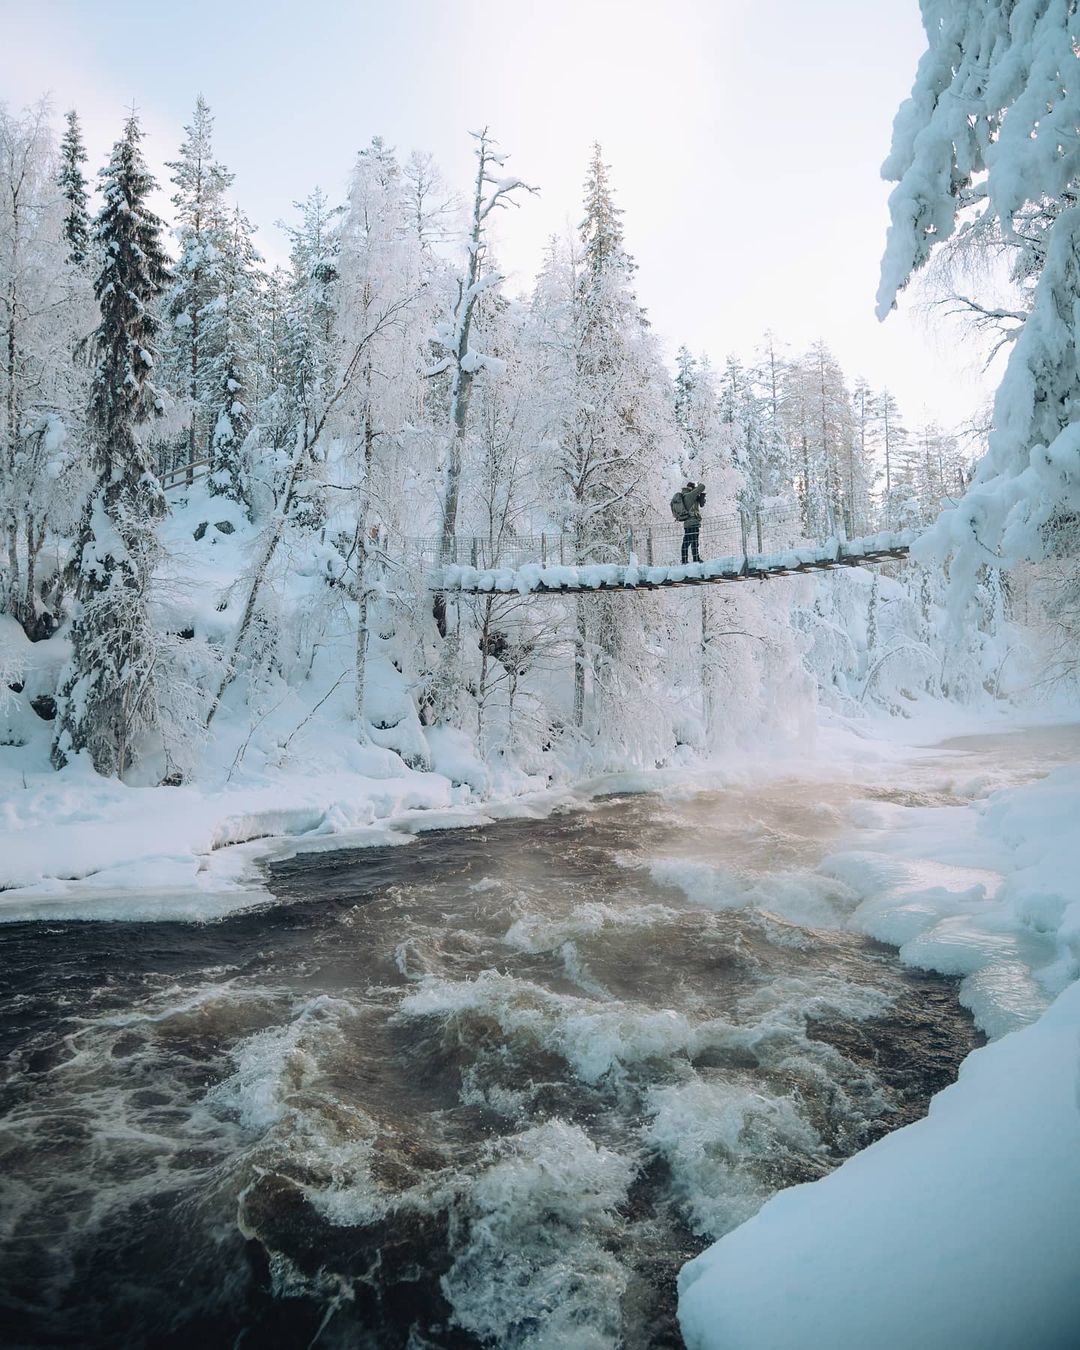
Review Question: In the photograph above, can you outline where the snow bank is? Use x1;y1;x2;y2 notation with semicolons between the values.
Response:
0;748;464;920
677;732;1080;1350
832;762;1080;1037
678;976;1080;1350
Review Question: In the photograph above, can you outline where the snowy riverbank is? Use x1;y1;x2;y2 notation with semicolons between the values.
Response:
4;677;1079;1345
678;720;1080;1350
0;693;1072;929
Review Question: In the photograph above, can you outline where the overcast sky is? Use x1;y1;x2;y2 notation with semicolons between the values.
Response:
2;0;993;428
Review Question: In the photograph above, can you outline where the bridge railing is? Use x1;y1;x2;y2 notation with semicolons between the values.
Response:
393;505;900;577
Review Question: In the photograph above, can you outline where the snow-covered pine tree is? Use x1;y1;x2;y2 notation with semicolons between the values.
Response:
164;96;233;485
560;144;672;728
249;264;294;467
53;113;171;776
205;204;262;502
57;109;90;268
874;387;910;525
281;188;341;439
277;187;342;525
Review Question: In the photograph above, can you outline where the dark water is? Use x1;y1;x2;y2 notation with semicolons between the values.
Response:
0;784;982;1349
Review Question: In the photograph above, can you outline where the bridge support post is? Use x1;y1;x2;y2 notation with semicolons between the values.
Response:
646;529;653;566
739;510;750;575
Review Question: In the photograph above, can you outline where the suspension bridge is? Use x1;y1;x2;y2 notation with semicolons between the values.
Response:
406;509;915;596
163;462;916;596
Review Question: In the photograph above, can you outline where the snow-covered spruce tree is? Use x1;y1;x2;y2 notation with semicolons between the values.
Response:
878;0;1080;599
718;352;772;526
57;109;90;269
205;204;262;502
53;114;171;775
281;188;341;442
164;96;233;485
550;144;672;729
247;264;294;473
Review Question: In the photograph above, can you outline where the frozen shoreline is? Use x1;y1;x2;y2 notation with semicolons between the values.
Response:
677;715;1080;1350
0;698;1072;923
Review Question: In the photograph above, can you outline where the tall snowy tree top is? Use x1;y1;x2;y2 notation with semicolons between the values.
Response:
877;0;1080;318
90;114;172;442
57;108;90;267
167;94;234;235
580;142;635;281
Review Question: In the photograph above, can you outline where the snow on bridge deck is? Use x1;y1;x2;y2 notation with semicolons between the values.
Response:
428;526;916;596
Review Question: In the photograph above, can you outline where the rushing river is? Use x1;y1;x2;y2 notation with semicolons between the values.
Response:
7;728;1072;1349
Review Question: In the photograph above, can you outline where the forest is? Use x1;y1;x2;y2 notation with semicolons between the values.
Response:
2;96;1036;793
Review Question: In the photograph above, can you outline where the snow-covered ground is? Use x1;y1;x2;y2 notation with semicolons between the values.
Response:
678;716;1080;1350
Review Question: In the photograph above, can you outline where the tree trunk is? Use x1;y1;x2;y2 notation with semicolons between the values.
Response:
574;595;587;728
477;594;493;752
701;590;714;744
353;398;375;742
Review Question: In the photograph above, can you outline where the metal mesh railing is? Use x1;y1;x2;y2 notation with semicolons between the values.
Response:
394;505;908;576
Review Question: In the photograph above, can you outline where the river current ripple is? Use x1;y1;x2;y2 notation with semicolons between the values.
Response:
0;768;987;1348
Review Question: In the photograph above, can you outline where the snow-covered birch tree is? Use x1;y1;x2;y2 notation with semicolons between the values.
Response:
426;128;536;724
334;137;430;739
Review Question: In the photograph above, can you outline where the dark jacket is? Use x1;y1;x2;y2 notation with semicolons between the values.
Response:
673;483;705;523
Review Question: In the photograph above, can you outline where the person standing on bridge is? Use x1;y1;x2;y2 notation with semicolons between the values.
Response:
671;481;706;563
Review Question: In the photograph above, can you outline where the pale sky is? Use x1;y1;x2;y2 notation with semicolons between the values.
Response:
1;0;993;428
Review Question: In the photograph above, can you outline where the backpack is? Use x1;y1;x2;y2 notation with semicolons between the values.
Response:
670;490;689;522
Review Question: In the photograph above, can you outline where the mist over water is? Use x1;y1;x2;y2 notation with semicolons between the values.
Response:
5;733;1056;1348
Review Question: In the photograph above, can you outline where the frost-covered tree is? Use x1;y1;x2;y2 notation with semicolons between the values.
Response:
1;101;92;639
540;145;674;727
878;0;1080;594
53;114;171;775
784;342;857;536
674;349;741;514
280;187;341;447
751;331;794;506
164;96;233;483
205;204;262;501
425;128;536;723
430;131;536;569
334;136;430;738
57;109;90;268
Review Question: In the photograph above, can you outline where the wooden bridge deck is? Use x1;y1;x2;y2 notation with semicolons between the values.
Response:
430;538;913;595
